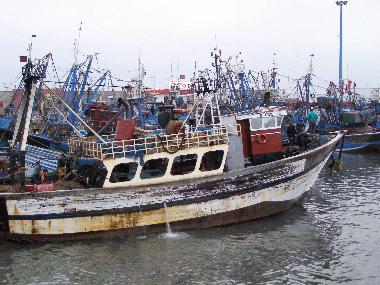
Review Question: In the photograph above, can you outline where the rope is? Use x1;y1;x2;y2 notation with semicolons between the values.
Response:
328;133;345;175
50;55;62;87
156;133;187;154
338;132;345;160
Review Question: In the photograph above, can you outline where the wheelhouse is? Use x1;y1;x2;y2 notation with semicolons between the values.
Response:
236;107;287;158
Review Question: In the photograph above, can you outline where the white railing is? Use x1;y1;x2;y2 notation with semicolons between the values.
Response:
68;126;229;160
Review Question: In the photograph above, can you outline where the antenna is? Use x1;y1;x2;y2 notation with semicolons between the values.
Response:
28;34;37;59
193;60;197;78
137;51;146;98
74;21;83;65
272;52;277;70
170;61;176;80
94;52;100;69
177;60;179;79
138;51;141;98
309;54;315;74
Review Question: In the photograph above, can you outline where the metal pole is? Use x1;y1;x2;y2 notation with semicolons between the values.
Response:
20;79;38;151
52;94;106;143
336;1;348;124
47;101;84;137
336;1;348;89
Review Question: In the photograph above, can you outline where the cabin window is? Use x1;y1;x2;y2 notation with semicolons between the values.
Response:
200;150;224;171
263;117;276;129
274;116;283;127
140;158;169;179
249;118;262;130
170;154;198;176
109;162;138;183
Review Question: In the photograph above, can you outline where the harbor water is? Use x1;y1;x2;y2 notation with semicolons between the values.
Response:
0;153;379;284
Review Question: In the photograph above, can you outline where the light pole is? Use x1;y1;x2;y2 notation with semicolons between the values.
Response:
336;1;348;91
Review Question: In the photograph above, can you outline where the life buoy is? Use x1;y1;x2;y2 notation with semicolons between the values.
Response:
257;133;267;144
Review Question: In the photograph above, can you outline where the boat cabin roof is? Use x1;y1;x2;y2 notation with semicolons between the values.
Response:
235;106;287;120
236;107;287;131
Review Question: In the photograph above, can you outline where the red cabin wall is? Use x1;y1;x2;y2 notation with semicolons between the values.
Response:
250;128;282;156
237;119;252;158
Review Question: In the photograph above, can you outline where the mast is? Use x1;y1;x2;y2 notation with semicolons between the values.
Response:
270;53;278;90
10;60;40;189
305;54;314;107
137;54;145;129
138;54;142;98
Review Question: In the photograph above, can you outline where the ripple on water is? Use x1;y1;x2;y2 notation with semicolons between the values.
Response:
0;154;379;284
160;231;190;240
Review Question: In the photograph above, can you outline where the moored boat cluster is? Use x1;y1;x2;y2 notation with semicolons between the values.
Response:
0;45;377;242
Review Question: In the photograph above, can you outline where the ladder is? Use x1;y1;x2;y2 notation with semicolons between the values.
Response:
195;92;221;128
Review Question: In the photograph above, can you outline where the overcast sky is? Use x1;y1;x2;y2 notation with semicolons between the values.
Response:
0;0;379;93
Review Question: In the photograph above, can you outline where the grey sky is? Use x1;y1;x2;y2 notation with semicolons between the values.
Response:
0;0;379;93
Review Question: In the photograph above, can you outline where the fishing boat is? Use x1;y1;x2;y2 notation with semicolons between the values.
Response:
0;129;343;242
290;73;380;153
0;61;344;242
319;83;380;153
338;128;380;153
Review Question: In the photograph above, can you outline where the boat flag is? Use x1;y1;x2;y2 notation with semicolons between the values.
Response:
19;56;28;62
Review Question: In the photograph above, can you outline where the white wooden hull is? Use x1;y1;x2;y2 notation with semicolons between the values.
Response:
0;133;343;242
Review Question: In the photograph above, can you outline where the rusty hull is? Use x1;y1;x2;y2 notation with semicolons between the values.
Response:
0;133;344;242
1;199;299;242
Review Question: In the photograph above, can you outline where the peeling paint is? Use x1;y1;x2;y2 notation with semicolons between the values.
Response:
1;134;343;240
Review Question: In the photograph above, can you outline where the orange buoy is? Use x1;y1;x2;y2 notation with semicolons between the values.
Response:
257;133;267;144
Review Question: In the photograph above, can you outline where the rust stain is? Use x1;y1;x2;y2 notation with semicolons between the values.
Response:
108;212;141;230
12;206;19;216
31;220;38;234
